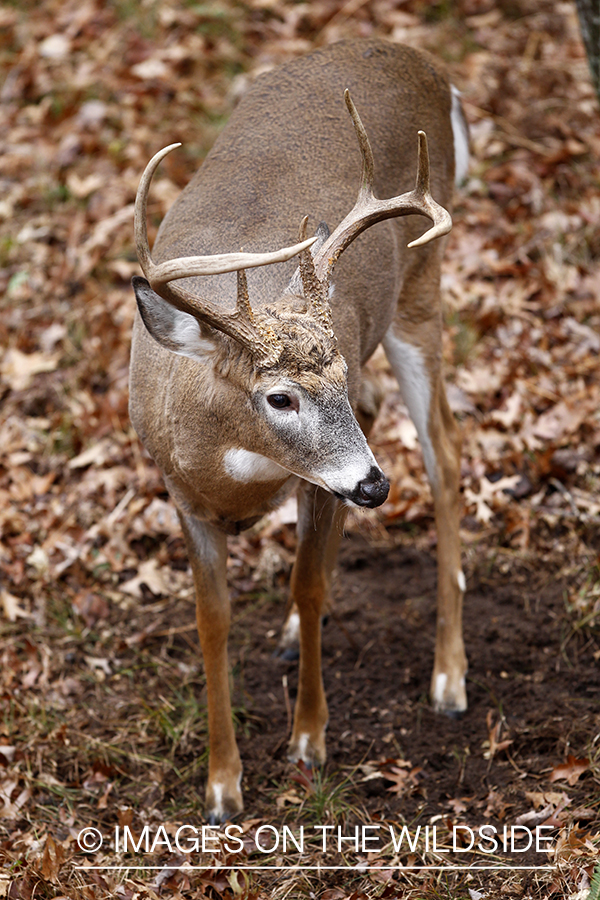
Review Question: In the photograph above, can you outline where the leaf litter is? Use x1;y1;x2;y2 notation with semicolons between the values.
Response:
1;0;599;898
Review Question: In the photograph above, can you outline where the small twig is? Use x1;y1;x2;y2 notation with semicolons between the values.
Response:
354;638;375;671
282;674;292;736
549;478;579;517
153;622;198;638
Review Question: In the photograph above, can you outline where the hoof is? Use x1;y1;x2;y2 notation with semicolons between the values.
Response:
441;707;465;720
273;644;299;661
288;731;326;768
206;805;242;825
205;777;243;825
206;803;241;825
207;811;226;826
431;671;467;717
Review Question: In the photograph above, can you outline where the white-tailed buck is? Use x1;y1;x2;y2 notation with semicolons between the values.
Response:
130;39;469;823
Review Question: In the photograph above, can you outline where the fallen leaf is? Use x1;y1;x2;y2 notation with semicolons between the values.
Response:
68;438;114;470
275;787;303;808
120;559;172;598
0;590;30;622
554;825;598;861
484;789;509;819
447;797;470;815
72;592;111;627
385;764;423;796
0;778;31;818
289;760;314;794
1;348;60;391
525;790;570;809
548;756;590;786
39;834;66;883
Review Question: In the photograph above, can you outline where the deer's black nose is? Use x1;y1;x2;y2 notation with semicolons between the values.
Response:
354;467;390;508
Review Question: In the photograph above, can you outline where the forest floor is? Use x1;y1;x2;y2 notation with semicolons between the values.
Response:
1;0;599;898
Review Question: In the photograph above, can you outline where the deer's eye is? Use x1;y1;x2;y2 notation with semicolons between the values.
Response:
267;393;293;410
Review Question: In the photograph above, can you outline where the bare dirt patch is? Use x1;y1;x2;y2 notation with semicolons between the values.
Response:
235;532;600;833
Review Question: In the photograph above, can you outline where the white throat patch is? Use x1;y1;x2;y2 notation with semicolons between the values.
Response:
223;448;289;483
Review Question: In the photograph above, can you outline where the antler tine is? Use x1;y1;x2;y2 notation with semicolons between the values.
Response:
295;217;336;337
135;143;181;279
344;89;375;203
406;131;453;248
135;144;316;289
312;92;452;283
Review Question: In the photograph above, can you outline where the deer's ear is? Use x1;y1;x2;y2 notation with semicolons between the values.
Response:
132;276;218;363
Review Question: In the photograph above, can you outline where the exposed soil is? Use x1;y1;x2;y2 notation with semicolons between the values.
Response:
222;527;600;862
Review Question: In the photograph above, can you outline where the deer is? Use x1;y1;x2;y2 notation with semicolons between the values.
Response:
129;38;469;823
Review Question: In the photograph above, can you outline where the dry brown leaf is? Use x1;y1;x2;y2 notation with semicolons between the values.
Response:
446;797;470;816
484;788;509;819
385;764;423;796
533;401;589;442
119;559;172;598
275;787;303;808
72;592;111;627
548;756;590;786
554;825;598;861
1;349;60;392
0;590;30;622
0;778;31;819
525;790;571;809
39;834;67;884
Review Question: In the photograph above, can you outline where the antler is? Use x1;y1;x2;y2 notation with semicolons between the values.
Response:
134;143;316;363
311;90;452;283
297;217;335;338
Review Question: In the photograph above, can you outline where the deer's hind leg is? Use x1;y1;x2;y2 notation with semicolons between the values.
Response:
383;310;466;716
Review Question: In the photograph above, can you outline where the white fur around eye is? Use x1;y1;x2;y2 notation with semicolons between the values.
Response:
223;448;288;483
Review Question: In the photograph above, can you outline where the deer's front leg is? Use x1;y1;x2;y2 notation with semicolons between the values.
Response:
287;484;339;767
178;511;242;823
277;374;382;661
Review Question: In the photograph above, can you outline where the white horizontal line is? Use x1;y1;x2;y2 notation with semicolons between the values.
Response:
74;865;557;871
